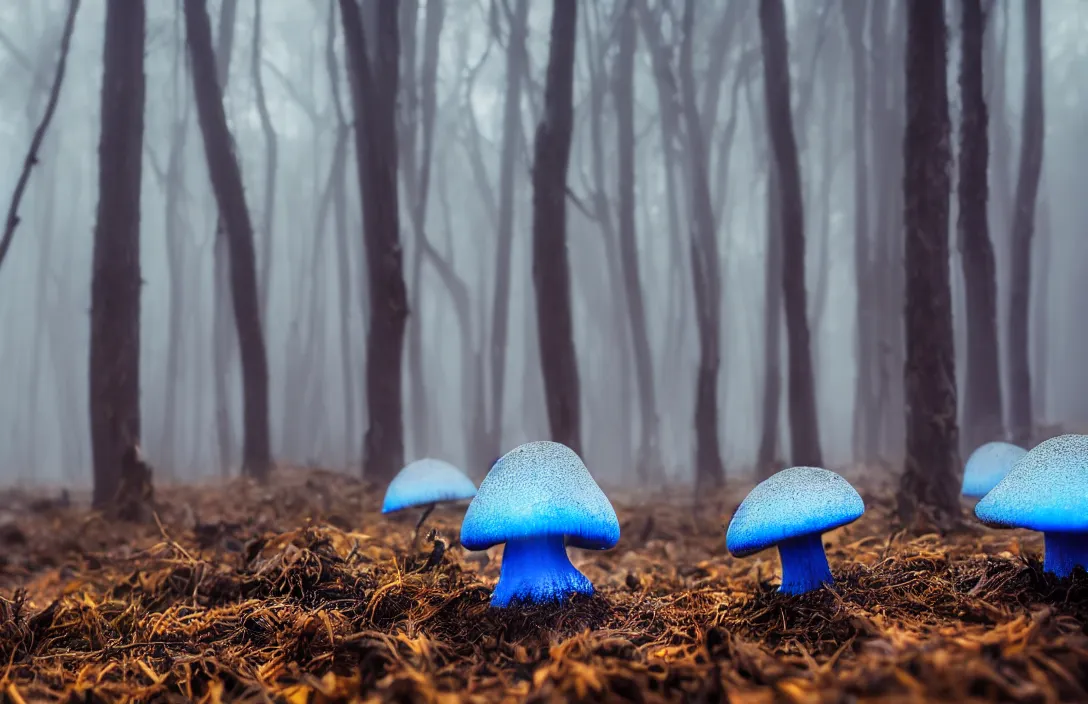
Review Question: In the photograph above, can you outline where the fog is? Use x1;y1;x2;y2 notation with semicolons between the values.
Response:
1;0;1085;491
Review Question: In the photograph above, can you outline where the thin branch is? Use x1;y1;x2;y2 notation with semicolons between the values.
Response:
0;0;80;275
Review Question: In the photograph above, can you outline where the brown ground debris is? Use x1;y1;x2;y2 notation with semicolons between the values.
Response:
0;467;1085;703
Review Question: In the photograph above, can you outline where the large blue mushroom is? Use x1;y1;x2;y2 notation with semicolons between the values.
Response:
382;458;477;539
726;467;865;595
961;441;1027;498
975;434;1088;577
460;441;620;607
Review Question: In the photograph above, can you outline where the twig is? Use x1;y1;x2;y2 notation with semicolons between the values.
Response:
0;0;81;275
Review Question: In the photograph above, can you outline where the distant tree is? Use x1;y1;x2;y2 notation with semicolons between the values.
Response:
756;163;783;477
1006;0;1044;447
251;0;278;323
614;0;661;479
339;0;408;483
677;0;725;488
758;0;823;468
958;0;1004;452
487;0;530;464
899;0;960;521
532;0;583;454
185;0;272;480
88;0;145;507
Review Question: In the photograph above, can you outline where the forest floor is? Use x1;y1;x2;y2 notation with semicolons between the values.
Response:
0;466;1086;703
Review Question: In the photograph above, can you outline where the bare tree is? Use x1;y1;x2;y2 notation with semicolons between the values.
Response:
251;0;278;322
899;0;960;521
958;0;1004;452
185;0;272;480
487;0;530;463
89;0;145;507
0;0;79;275
678;0;725;488
1006;0;1044;447
533;0;582;454
340;0;408;483
758;0;823;468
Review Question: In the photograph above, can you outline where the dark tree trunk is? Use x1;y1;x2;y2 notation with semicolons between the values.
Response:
899;0;960;521
89;0;145;508
340;0;408;483
614;0;660;479
532;0;582;454
679;0;725;489
1006;0;1044;448
757;165;783;477
487;0;529;462
841;0;877;464
958;0;1004;453
185;0;272;480
758;0;823;468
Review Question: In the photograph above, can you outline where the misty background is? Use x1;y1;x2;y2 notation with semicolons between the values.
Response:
0;0;1084;489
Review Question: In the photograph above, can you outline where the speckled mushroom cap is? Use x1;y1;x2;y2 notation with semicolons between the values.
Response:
381;458;477;513
975;434;1088;532
459;441;620;551
726;467;865;557
962;441;1028;497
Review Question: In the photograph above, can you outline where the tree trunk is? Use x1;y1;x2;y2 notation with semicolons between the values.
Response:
678;0;725;489
841;0;877;465
487;0;529;462
340;0;408;483
185;0;272;480
757;164;783;477
89;0;146;508
1006;0;1044;448
958;0;1004;453
532;0;582;454
614;0;660;480
251;0;278;323
758;0;823;468
899;0;960;522
211;0;238;477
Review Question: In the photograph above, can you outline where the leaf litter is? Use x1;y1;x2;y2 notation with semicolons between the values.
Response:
0;467;1086;702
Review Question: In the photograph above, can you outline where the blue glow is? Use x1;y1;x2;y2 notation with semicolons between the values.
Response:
381;459;477;514
490;536;594;607
726;467;864;557
961;441;1027;497
1043;532;1088;578
975;434;1088;533
460;441;619;551
777;532;833;595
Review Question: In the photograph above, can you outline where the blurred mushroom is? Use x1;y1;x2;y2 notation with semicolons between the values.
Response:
961;441;1027;498
382;459;477;542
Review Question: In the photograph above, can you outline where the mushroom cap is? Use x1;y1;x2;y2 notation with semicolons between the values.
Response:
974;434;1088;532
726;466;865;558
381;458;477;514
459;440;620;551
961;441;1028;497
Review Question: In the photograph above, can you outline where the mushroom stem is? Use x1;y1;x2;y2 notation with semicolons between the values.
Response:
776;532;832;595
1043;531;1088;578
412;503;436;550
492;535;593;607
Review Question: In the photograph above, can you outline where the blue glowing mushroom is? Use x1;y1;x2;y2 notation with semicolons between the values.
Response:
962;441;1028;498
726;467;865;595
975;434;1088;577
460;441;620;608
382;458;477;539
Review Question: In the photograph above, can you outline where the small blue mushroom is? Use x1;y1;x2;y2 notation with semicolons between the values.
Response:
975;434;1088;578
962;441;1027;498
726;467;865;595
460;441;620;608
382;458;477;539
